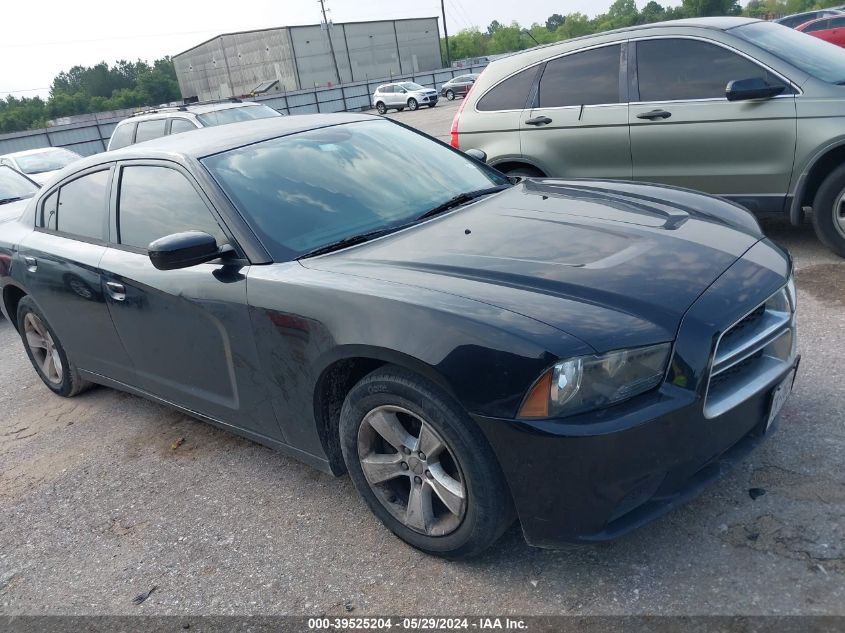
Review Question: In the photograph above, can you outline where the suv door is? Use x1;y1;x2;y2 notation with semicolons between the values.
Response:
99;161;282;441
519;43;631;179
15;167;136;384
629;37;797;211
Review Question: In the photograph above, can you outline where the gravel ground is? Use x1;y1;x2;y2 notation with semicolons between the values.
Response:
0;102;843;615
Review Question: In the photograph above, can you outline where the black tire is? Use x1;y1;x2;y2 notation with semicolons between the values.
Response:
396;107;404;112
446;90;455;101
407;98;418;111
428;103;436;108
376;102;387;115
17;295;91;397
503;165;545;178
812;163;845;257
339;365;514;559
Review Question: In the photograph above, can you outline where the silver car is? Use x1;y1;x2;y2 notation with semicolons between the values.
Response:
373;82;438;114
0;148;82;186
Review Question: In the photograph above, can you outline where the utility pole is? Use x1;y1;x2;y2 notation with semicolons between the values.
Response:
441;0;451;67
318;0;342;85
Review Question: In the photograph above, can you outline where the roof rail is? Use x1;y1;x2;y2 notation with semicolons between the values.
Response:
131;97;243;117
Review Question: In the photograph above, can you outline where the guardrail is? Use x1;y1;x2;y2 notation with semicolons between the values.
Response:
0;64;487;158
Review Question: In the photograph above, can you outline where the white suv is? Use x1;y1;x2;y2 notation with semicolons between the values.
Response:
372;82;438;114
107;101;282;150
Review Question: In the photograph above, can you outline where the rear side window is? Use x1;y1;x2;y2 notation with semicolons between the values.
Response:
805;19;830;32
117;166;225;250
109;123;135;150
636;39;786;102
380;85;394;93
134;119;167;143
170;119;197;135
830;17;845;27
477;66;540;111
538;45;621;108
44;170;109;240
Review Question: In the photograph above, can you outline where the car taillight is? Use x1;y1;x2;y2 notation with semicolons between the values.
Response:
450;82;473;149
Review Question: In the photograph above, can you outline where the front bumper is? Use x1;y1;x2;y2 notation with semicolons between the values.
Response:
475;359;797;547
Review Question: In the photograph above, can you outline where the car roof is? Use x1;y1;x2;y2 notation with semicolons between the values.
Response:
87;113;378;166
0;147;76;159
122;101;269;124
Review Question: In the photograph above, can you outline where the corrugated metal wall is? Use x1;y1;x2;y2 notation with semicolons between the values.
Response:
0;64;486;157
173;18;441;101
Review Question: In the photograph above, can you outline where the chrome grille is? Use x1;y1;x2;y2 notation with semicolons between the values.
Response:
704;284;796;418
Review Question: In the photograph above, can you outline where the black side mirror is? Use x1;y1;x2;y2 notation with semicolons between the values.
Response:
726;77;785;102
148;231;232;271
464;148;487;163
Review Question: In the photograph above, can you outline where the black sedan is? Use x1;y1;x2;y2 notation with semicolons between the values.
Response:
0;114;798;558
440;73;479;100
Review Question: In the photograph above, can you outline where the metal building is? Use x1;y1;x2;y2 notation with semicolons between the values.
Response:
173;18;442;101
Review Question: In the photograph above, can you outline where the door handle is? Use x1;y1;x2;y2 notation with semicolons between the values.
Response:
23;256;37;272
105;281;126;301
636;109;672;121
525;116;552;126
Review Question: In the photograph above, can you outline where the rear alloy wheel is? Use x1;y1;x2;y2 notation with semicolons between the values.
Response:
407;98;418;111
376;102;387;115
813;164;845;257
17;296;91;397
339;366;514;558
446;89;455;100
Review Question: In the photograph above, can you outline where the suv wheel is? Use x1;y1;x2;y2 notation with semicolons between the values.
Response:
339;366;514;558
446;90;455;100
407;98;418;111
813;164;845;257
17;296;91;397
376;102;387;115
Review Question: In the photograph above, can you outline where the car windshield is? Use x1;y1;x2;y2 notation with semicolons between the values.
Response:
732;21;845;84
202;119;510;260
12;148;80;174
0;165;39;202
196;104;281;127
399;83;425;91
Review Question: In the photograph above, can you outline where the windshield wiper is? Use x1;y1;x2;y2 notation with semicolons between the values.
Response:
415;184;511;221
0;197;24;205
297;228;396;259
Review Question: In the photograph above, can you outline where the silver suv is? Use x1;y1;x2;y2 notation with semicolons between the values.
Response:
107;101;282;151
451;17;845;256
373;82;438;114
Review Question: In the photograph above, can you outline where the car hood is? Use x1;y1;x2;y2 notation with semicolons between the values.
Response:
0;198;30;224
302;179;764;353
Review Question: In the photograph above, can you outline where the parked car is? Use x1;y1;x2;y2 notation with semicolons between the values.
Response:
0;165;40;223
372;82;438;114
774;8;844;29
0;148;82;186
796;15;845;47
440;74;480;100
0;114;797;558
450;16;845;257
107;100;282;151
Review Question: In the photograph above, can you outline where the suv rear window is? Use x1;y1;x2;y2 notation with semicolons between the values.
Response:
538;45;621;107
477;66;540;111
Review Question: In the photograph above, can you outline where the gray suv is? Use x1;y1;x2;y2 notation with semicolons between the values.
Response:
451;17;845;256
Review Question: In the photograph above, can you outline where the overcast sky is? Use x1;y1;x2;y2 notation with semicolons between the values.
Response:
0;0;679;100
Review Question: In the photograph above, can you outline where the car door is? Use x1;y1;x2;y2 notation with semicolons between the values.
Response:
99;160;283;441
629;37;797;210
15;166;136;384
816;17;845;46
519;43;632;179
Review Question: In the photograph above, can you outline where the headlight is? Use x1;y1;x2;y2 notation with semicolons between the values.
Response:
518;343;672;419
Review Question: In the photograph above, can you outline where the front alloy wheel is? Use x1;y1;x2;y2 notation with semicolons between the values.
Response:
446;89;455;100
358;405;466;536
339;365;514;558
407;98;418;111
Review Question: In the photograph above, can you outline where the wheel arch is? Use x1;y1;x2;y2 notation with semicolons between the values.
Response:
311;346;459;476
791;140;845;225
488;159;547;177
2;283;27;331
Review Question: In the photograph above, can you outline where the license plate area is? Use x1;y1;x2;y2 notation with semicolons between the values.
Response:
766;368;796;431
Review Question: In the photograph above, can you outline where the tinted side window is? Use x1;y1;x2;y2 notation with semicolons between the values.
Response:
134;119;167;143
477;66;540;111
637;39;786;102
538;45;621;108
118;166;225;250
52;170;109;240
170;119;197;135
829;17;845;27
109;123;135;150
805;19;830;32
42;190;58;230
380;85;394;94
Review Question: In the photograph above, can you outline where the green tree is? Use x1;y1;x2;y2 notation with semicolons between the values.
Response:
546;13;566;31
